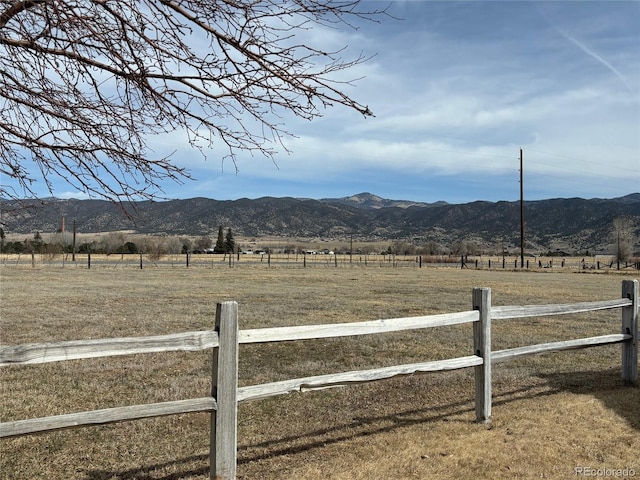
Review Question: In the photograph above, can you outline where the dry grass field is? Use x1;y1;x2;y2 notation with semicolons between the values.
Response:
1;264;638;479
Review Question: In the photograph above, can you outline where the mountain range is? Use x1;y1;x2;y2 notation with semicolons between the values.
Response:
1;193;639;254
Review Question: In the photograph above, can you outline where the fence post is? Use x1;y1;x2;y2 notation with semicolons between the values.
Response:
621;280;638;386
211;301;239;480
473;287;492;423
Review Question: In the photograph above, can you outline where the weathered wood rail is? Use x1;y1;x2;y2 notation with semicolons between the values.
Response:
1;280;637;479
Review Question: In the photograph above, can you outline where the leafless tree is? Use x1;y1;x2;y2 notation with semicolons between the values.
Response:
389;240;415;256
193;234;212;251
164;236;182;255
101;231;125;254
611;216;636;263
1;1;385;204
418;240;441;255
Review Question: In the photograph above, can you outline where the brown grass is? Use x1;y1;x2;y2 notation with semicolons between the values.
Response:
1;265;638;479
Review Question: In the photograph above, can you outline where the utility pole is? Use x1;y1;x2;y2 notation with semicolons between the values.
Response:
350;235;353;265
72;220;77;262
617;228;621;270
519;148;525;268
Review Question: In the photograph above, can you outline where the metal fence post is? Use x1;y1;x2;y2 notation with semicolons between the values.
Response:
211;301;239;479
621;280;638;386
473;287;492;423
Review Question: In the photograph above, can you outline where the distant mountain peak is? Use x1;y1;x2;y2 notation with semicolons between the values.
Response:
349;192;380;200
343;192;385;206
321;192;444;209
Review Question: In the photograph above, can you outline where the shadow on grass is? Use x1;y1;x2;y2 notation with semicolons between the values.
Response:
81;455;210;480
238;369;639;466
81;369;638;479
538;368;640;431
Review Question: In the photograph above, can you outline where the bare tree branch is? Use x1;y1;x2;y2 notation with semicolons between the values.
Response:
0;0;386;206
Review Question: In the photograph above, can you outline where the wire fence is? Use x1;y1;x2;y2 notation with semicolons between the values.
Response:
2;252;639;271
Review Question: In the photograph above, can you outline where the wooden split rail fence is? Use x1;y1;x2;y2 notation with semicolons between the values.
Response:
1;280;638;479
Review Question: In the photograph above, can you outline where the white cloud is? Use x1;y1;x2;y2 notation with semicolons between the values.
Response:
56;191;92;200
76;2;640;201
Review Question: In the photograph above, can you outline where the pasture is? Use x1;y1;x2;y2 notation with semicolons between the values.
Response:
1;265;638;479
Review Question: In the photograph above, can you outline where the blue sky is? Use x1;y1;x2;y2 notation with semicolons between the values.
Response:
23;1;640;203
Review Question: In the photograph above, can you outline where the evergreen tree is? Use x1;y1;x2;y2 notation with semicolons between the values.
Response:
214;226;226;253
30;231;45;253
225;228;236;254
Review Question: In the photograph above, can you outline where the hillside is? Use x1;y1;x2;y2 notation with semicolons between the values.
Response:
1;193;639;254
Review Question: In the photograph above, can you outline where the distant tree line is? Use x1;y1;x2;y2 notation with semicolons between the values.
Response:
0;227;238;257
0;217;635;261
0;230;142;255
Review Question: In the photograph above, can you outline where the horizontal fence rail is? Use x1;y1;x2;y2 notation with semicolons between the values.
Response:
492;334;631;363
238;310;480;344
4;300;632;366
492;298;633;320
1;398;217;438
1;280;637;480
237;355;484;403
0;330;218;366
